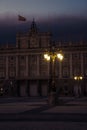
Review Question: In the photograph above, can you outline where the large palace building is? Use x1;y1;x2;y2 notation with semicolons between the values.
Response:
0;20;87;97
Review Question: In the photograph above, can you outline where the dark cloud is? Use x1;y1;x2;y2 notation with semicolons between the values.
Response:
0;15;87;43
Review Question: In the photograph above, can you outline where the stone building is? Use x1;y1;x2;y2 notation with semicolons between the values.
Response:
0;20;87;97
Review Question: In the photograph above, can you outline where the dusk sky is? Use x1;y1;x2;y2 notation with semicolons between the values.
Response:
0;0;87;43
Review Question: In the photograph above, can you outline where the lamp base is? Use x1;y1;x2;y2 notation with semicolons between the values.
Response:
48;91;57;105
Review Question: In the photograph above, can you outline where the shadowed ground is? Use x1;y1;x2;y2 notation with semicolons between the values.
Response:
0;96;87;130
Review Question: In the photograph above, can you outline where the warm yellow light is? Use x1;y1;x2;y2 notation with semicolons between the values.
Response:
57;53;61;58
74;76;77;80
57;53;63;60
60;55;64;60
46;55;50;61
44;54;48;59
74;76;83;80
44;53;50;61
79;76;83;80
44;51;64;61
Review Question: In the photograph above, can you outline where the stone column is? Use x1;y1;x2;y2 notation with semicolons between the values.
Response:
16;56;18;77
6;56;8;79
81;53;84;75
37;55;39;76
26;55;28;77
70;53;73;78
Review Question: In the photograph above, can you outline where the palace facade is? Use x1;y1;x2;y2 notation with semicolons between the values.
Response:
0;20;87;97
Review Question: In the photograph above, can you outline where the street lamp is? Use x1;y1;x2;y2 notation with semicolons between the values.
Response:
74;76;83;80
74;76;83;97
44;45;64;105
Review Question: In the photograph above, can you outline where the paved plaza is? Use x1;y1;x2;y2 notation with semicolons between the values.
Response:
0;96;87;130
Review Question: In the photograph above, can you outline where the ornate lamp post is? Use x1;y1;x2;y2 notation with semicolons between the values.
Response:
74;76;83;97
44;45;63;105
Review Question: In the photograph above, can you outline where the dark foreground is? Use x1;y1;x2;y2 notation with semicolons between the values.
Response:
0;96;87;130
